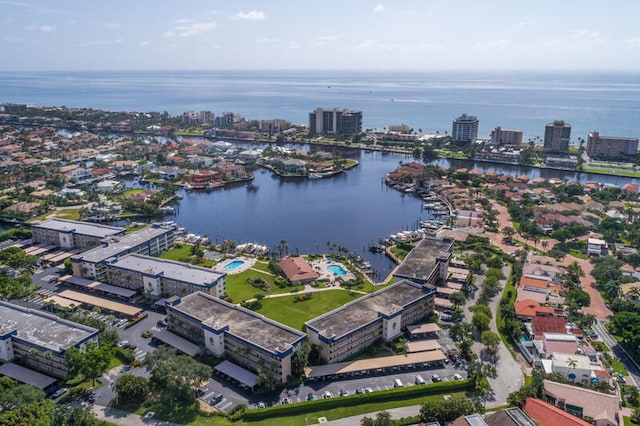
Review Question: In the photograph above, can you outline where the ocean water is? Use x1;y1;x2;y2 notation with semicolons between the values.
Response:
1;70;640;142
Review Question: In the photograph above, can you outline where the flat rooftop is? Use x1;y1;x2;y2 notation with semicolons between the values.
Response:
0;362;57;389
0;300;97;353
57;290;142;317
72;224;174;263
305;350;446;378
305;280;429;340
393;238;452;282
110;253;224;287
172;292;305;355
32;218;123;238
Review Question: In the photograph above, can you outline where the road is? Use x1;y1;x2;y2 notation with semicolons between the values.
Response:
593;320;640;387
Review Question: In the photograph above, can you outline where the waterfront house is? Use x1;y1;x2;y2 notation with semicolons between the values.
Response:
278;256;319;284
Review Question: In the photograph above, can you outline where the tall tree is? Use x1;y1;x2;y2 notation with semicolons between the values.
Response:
65;342;110;387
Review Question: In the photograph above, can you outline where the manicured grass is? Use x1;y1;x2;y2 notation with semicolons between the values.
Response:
624;416;638;426
120;188;145;198
242;391;466;426
158;243;194;261
591;340;609;352
31;206;83;222
611;358;629;376
256;290;362;330
226;269;302;303
125;224;147;234
250;261;270;272
583;167;640;178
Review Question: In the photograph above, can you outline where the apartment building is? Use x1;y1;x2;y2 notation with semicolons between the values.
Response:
166;291;306;385
586;131;638;160
452;113;479;143
71;223;175;280
305;280;436;363
543;120;571;153
393;238;453;286
490;127;523;146
31;218;125;251
105;253;226;299
309;108;362;136
0;301;99;379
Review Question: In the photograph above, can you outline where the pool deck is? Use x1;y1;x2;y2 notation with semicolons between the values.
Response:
212;256;256;275
310;257;355;285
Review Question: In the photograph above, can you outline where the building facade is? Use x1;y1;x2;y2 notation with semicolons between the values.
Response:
105;253;226;299
586;131;638;160
490;127;523;145
166;292;306;385
71;223;175;281
31;219;125;251
305;281;436;363
0;301;99;379
543;120;571;153
451;113;479;143
309;108;362;136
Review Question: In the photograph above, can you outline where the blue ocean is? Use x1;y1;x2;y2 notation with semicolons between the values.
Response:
1;70;639;142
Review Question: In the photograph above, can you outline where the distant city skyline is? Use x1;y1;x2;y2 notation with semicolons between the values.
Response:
1;0;640;71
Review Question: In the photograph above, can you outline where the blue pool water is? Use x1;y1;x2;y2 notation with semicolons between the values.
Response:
328;265;348;277
223;260;245;270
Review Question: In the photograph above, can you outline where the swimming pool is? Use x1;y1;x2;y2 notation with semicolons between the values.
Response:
328;264;348;277
223;260;245;271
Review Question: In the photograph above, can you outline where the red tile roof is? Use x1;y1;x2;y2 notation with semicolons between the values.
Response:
519;276;549;290
514;299;554;318
523;398;591;426
278;257;319;282
532;316;567;336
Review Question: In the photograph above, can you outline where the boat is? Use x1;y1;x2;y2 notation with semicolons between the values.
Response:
159;206;175;214
308;173;323;179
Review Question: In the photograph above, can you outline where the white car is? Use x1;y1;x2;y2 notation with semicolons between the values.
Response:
453;373;463;380
144;411;155;419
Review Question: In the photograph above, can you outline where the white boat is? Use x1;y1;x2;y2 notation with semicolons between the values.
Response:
308;173;323;179
159;206;175;213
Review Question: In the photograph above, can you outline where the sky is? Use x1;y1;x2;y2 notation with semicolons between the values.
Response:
1;0;640;71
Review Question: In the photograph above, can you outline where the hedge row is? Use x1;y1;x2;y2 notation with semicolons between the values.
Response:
124;313;148;329
242;380;472;421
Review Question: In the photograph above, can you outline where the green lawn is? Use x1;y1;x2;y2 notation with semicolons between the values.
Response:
611;358;629;376
226;269;303;303
591;340;609;352
158;244;194;262
256;290;362;330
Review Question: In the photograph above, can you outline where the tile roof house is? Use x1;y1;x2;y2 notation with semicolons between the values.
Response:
514;299;554;320
542;380;621;425
523;397;591;426
278;256;319;284
519;276;550;294
531;316;566;339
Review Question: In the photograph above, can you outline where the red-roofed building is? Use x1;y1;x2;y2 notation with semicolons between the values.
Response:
278;257;319;284
514;299;554;321
519;276;550;294
523;397;591;426
531;316;567;339
623;183;639;194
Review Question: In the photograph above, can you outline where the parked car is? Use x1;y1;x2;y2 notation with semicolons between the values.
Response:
365;387;373;393
157;320;168;327
415;375;425;385
453;373;463;380
307;393;316;401
394;378;403;388
355;388;364;395
281;397;291;405
51;387;68;399
339;389;350;397
209;394;224;405
143;411;155;419
431;374;441;382
257;402;266;409
323;391;333;399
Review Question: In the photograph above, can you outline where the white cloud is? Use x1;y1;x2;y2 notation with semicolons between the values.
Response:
537;29;604;50
26;24;55;32
138;40;152;47
162;19;217;38
230;10;266;21
256;37;277;43
373;4;385;13
288;40;300;49
79;38;124;47
475;39;513;51
353;39;444;52
104;23;120;29
3;35;24;43
624;37;640;47
315;34;342;46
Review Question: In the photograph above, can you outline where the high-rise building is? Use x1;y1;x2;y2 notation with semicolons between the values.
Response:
181;111;214;125
543;120;571;153
451;114;479;143
309;108;362;136
490;127;523;145
586;131;639;160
